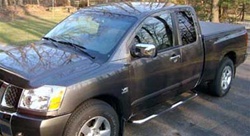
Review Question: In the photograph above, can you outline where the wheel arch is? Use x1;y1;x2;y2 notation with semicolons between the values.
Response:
224;51;236;65
93;95;124;119
223;51;236;75
71;94;127;120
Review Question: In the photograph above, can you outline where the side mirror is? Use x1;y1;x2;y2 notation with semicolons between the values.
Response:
131;44;157;58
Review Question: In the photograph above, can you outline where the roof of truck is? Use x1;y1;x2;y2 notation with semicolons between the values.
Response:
80;2;176;17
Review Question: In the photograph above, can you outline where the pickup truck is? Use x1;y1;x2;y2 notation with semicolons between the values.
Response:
0;2;248;136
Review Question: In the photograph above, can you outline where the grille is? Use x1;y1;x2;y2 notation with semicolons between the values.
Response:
4;86;22;108
0;82;23;109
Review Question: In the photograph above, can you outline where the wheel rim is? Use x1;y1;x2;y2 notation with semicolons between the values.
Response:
78;116;111;136
221;66;232;91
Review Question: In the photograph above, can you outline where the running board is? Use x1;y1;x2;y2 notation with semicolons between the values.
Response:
130;91;198;124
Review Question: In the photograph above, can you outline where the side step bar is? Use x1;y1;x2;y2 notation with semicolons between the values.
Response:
130;91;198;124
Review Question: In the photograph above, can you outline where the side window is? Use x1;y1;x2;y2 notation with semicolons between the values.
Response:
134;13;173;51
177;11;197;45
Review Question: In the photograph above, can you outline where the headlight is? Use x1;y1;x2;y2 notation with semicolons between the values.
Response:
18;86;66;112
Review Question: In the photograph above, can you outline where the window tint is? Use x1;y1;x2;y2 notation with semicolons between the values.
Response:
135;14;173;51
177;11;197;45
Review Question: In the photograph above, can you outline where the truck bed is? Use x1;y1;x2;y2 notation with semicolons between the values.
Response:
200;21;245;38
199;21;247;83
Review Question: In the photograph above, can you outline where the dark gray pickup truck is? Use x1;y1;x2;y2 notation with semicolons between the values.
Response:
0;2;248;136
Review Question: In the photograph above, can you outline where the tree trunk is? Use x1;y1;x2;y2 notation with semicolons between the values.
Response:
37;0;40;5
87;0;89;6
212;0;220;22
219;4;222;19
241;3;245;21
3;0;8;6
0;0;2;8
13;0;17;6
18;0;23;5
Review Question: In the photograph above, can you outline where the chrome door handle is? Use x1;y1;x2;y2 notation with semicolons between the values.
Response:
170;55;181;63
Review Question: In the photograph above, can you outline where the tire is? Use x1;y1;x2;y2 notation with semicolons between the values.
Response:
63;99;119;136
210;57;234;97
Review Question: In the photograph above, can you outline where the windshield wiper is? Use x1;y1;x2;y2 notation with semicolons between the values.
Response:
42;37;59;48
42;37;95;59
57;40;95;59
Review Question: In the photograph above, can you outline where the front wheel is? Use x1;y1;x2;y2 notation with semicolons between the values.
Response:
63;99;119;136
210;57;234;97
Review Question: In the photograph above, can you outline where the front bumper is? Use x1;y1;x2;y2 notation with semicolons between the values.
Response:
0;111;71;136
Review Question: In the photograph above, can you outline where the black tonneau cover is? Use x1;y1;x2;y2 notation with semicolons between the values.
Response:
200;21;245;38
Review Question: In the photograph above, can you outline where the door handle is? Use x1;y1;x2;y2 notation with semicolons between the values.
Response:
170;55;181;63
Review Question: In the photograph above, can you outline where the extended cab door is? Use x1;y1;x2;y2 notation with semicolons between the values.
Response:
175;9;204;93
129;12;184;112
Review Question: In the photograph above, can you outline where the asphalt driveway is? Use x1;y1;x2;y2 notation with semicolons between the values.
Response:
124;32;250;136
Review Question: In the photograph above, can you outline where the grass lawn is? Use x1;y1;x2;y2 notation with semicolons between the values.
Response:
0;7;71;46
0;6;248;46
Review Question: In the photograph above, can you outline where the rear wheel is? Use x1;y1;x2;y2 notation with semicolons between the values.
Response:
210;57;234;97
64;99;119;136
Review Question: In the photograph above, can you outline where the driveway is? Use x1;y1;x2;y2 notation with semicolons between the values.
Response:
124;32;250;136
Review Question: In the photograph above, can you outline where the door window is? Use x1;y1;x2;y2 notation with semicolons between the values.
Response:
176;11;197;45
134;13;174;51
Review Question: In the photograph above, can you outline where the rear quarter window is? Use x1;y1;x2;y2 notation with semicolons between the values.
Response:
177;11;197;45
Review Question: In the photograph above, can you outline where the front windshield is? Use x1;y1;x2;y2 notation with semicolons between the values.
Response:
45;11;137;61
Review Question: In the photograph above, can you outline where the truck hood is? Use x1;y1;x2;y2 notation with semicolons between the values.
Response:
0;42;100;88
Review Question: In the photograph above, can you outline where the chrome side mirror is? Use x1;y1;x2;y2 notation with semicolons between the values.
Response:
131;44;157;58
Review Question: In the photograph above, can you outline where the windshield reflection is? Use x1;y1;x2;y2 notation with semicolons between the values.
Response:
45;11;137;61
